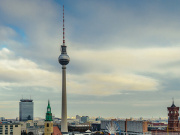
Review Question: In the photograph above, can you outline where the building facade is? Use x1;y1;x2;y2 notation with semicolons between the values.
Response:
19;99;34;121
76;115;81;122
151;100;180;134
101;119;148;134
81;116;89;123
167;101;180;131
0;123;21;135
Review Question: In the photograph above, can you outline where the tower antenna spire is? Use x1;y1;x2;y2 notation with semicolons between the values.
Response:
172;97;174;105
63;5;65;46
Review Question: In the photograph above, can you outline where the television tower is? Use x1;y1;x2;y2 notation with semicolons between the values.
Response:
58;5;70;135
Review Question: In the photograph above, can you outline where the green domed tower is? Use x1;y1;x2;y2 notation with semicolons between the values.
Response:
45;100;53;121
44;100;53;135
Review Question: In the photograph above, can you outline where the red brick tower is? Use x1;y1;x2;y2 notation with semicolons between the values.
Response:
167;99;180;131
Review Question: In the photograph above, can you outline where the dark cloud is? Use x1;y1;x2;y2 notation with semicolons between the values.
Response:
65;0;180;49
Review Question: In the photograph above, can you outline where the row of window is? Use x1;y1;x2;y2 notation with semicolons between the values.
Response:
0;125;17;135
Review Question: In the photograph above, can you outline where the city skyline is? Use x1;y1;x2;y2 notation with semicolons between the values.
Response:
0;0;180;119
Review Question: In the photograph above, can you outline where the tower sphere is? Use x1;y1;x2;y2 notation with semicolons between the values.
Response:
58;53;70;65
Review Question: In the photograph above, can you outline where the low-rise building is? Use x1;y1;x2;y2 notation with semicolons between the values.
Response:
0;123;21;135
101;119;148;134
148;122;168;131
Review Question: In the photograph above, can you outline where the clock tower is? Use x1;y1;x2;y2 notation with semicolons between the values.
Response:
167;99;180;131
44;100;53;135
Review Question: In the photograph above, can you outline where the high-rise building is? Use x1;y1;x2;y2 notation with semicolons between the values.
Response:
44;100;53;135
58;5;70;135
19;99;33;121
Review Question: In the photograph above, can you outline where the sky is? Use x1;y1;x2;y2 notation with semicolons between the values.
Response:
1;0;180;119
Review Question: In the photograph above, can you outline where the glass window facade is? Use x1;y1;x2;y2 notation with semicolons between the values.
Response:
19;99;34;121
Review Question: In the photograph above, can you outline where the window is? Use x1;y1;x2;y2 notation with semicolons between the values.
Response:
47;123;49;127
26;123;30;128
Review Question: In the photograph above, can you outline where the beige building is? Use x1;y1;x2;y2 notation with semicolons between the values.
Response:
44;121;53;135
20;120;45;134
0;123;21;135
20;120;44;132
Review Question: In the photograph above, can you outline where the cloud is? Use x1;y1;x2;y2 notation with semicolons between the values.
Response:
0;0;61;63
0;48;61;92
0;47;160;96
0;26;17;42
66;0;180;49
1;44;180;96
68;73;158;96
70;47;180;75
0;0;180;118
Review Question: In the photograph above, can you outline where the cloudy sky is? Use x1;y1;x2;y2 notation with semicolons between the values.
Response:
1;0;180;119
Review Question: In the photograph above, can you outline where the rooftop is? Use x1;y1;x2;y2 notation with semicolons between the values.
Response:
20;99;33;102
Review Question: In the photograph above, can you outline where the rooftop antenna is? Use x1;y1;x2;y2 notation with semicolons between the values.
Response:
63;5;65;46
172;97;174;105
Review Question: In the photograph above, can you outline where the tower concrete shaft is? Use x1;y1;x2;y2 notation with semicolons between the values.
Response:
58;5;70;134
61;65;68;134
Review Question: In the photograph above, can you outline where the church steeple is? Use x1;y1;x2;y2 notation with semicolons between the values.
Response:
171;98;176;107
45;100;52;121
44;100;53;135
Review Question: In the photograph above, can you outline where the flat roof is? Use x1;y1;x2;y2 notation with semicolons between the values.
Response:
0;123;21;125
20;99;33;102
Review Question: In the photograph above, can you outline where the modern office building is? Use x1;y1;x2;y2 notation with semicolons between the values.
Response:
19;99;34;121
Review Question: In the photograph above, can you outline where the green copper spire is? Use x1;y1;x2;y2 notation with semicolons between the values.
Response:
45;100;53;121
